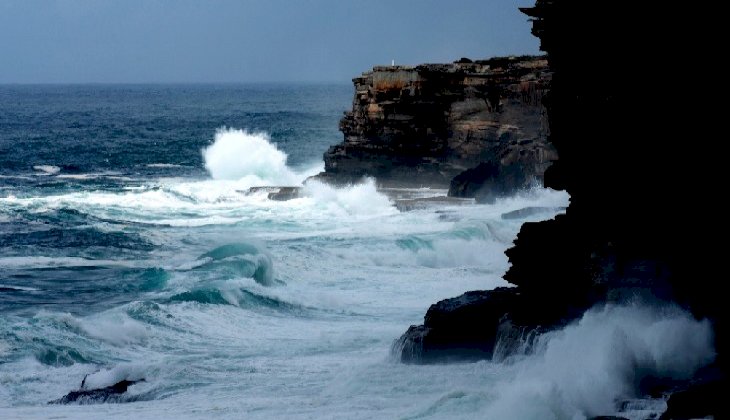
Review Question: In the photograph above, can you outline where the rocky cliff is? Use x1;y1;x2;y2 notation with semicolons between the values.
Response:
396;0;725;418
313;57;556;194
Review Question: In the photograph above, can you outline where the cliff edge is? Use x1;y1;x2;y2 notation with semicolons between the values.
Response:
312;57;556;196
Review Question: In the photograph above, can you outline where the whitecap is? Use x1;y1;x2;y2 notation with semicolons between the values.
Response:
0;284;39;292
32;165;61;175
146;163;184;168
202;128;300;187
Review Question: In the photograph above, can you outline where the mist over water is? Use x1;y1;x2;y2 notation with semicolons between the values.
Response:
0;85;713;419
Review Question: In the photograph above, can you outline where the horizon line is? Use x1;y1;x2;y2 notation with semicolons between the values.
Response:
0;80;353;86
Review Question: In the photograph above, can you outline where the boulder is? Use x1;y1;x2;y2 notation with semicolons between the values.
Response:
659;379;726;420
448;160;529;203
395;287;578;363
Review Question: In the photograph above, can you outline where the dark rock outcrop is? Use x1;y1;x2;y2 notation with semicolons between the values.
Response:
396;0;724;416
396;289;518;363
393;196;473;212
313;57;556;190
448;160;531;203
266;187;301;201
49;378;143;405
244;186;302;201
512;0;725;378
395;287;583;363
659;379;726;420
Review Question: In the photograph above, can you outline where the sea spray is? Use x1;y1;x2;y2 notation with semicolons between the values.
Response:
303;178;395;217
484;304;715;419
202;128;298;185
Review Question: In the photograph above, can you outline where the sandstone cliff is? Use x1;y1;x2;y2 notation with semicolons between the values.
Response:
313;57;556;193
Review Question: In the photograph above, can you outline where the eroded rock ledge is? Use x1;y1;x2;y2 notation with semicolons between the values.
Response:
312;56;556;196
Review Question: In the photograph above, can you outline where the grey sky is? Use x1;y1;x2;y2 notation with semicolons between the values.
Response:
0;0;539;83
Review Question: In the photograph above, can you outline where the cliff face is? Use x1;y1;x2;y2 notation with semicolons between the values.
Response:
314;57;556;190
396;0;725;416
511;0;725;344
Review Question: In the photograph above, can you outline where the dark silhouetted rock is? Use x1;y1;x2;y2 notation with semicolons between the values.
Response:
267;187;301;201
396;7;727;408
49;379;143;405
395;287;581;363
244;186;302;201
448;160;529;203
659;379;726;420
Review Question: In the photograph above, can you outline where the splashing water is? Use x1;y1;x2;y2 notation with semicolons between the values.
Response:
202;128;299;185
484;304;715;419
302;178;396;218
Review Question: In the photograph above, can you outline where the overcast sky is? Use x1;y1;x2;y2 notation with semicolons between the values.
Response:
0;0;539;83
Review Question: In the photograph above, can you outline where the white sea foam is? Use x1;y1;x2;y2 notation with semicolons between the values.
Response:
302;178;396;217
146;163;184;168
32;165;61;175
202;128;300;186
81;364;147;390
0;256;141;269
483;304;715;419
0;179;399;230
54;173;131;181
80;312;149;346
0;284;39;291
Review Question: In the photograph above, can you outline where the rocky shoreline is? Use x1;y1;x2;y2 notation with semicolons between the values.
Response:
311;56;556;200
390;1;726;419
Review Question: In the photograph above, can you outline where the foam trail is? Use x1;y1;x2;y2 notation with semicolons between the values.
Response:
0;284;39;291
33;165;61;175
202;128;299;185
146;163;183;168
486;304;715;419
303;178;396;217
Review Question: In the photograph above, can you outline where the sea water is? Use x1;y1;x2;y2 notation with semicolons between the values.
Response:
0;85;714;419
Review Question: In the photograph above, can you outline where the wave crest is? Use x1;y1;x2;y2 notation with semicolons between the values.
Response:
202;128;298;186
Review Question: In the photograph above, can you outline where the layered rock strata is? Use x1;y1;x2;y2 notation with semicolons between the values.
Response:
313;57;556;193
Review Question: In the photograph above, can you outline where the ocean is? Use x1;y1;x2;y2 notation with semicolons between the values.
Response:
0;85;713;419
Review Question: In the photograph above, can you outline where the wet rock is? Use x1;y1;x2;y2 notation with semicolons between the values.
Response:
659;379;726;420
500;206;566;220
267;187;301;201
448;160;529;203
49;378;144;405
395;287;578;363
244;186;302;201
394;196;473;212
